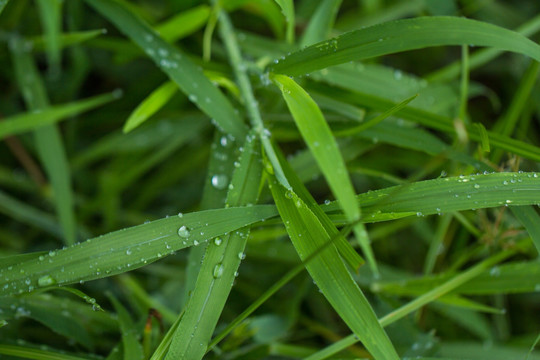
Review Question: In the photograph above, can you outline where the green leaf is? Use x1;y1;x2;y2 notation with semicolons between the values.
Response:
108;294;144;360
272;74;376;272
0;344;91;360
300;0;342;47
166;134;263;360
0;0;8;14
0;205;278;297
273;0;294;43
155;5;210;43
36;0;63;75
85;0;247;140
271;16;540;76
30;29;107;51
268;168;399;360
0;91;119;139
123;81;178;133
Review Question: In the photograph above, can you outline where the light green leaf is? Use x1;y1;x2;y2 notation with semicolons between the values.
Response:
108;294;144;360
300;0;342;47
123;81;178;133
30;29;107;51
273;0;294;43
272;74;376;272
36;0;63;75
271;16;540;76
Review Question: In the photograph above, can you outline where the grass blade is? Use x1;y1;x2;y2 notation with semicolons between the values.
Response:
36;0;63;75
272;74;376;272
85;0;247;140
300;0;342;47
271;16;540;76
273;0;294;43
0;205;277;297
108;294;144;360
268;167;399;360
123;81;177;133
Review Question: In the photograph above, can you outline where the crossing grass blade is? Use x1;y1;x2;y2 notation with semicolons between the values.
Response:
166;135;263;360
0;91;119;139
0;344;91;360
0;205;277;297
123;81;177;133
270;16;540;76
268;163;399;360
272;0;294;43
155;5;210;43
271;74;376;273
85;0;247;140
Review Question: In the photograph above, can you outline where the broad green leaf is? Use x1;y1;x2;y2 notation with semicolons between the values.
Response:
85;0;247;140
272;74;376;272
123;81;178;133
271;16;540;76
0;91;120;139
273;0;294;43
300;0;342;47
0;205;278;297
108;294;144;360
166;134;263;360
268;169;399;360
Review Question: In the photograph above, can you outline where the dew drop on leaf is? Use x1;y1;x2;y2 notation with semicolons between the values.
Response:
178;225;190;238
211;174;228;190
37;275;56;287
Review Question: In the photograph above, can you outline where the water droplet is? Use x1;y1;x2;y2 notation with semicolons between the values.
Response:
188;94;198;102
474;184;480;189
38;275;56;287
38;256;45;261
489;266;500;276
238;252;246;260
211;174;228;190
193;240;199;246
214;237;222;246
126;249;132;255
178;226;190;238
48;250;56;257
213;264;224;279
177;212;183;218
503;180;509;185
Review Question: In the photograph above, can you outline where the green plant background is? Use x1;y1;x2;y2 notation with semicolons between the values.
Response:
1;0;540;359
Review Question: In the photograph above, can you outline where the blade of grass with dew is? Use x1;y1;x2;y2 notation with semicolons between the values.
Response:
439;342;540;360
85;0;247;140
166;134;263;360
0;205;278;297
36;0;62;75
30;29;107;52
268;166;399;360
273;142;364;270
123;81;177;133
183;131;238;306
107;293;144;360
272;73;376;273
270;16;540;76
427;13;540;82
311;92;365;122
322;172;540;222
306;247;518;360
300;0;342;47
0;90;118;139
150;312;183;360
10;37;77;245
272;0;294;43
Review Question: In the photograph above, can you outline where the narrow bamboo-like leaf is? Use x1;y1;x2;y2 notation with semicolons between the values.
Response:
85;0;247;140
271;16;540;76
300;0;342;47
36;0;63;75
273;0;294;43
272;74;376;272
0;91;119;139
123;81;177;133
108;294;144;360
268;171;399;360
167;135;263;359
0;206;278;297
